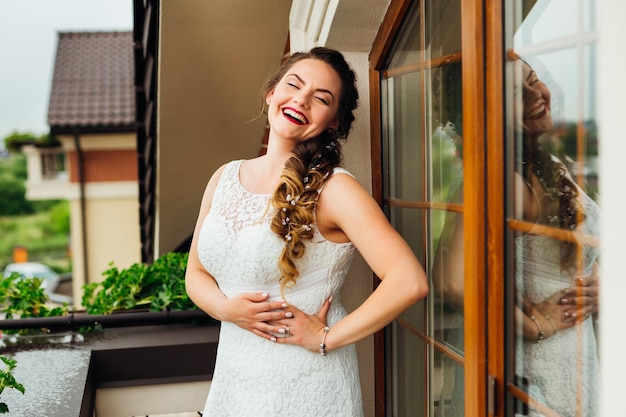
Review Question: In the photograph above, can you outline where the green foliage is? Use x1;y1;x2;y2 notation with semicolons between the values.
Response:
0;153;27;181
0;212;70;269
3;132;59;153
46;201;70;235
0;153;33;216
0;356;25;414
0;273;68;335
0;179;33;216
82;252;196;315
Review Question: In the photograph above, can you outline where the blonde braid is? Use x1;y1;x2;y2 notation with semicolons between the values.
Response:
270;137;339;298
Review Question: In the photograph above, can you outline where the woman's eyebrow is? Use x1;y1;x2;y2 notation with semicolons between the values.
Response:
286;73;335;100
526;70;536;82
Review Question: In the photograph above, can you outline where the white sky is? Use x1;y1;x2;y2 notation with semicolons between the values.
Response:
0;0;133;142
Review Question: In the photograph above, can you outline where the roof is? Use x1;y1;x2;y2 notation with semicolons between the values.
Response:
47;31;134;132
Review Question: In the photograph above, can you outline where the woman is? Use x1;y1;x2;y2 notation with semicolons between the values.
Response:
185;47;428;416
514;58;600;416
432;57;599;417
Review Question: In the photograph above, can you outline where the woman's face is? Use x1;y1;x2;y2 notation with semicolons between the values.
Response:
521;61;553;135
266;58;341;142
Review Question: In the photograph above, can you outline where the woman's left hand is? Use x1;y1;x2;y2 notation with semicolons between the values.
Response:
272;297;332;353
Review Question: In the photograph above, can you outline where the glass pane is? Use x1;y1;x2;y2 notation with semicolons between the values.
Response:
424;0;461;59
514;0;594;46
431;345;464;417
430;206;464;352
428;59;464;353
387;322;426;416
387;1;421;70
383;72;424;201
387;206;425;265
427;63;463;204
506;1;601;415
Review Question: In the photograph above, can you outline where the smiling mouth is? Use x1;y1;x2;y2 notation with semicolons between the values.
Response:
525;103;547;120
282;108;308;125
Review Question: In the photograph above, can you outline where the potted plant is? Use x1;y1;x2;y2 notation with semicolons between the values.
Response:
81;251;196;314
0;273;68;335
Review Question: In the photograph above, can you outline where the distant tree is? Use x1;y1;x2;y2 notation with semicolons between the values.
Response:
0;178;33;216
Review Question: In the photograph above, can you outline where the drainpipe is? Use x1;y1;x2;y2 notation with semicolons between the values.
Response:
73;131;89;286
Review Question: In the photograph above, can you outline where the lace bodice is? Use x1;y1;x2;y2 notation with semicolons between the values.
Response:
516;187;600;300
516;182;600;417
197;160;363;417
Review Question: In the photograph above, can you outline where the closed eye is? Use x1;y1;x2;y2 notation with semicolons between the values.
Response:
316;96;329;105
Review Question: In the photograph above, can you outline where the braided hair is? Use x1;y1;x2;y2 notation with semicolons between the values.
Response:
516;57;585;272
262;47;359;297
519;137;585;272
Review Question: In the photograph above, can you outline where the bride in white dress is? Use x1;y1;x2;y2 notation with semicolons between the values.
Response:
432;57;599;417
514;58;600;417
184;47;429;416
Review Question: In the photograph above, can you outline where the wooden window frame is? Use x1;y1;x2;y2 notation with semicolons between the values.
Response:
369;0;506;416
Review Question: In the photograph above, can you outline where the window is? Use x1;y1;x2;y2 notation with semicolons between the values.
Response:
372;0;600;415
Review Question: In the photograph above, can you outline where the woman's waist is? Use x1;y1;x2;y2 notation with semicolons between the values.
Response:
217;265;341;301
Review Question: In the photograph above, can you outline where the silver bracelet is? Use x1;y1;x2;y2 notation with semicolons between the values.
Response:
319;326;330;356
545;315;558;334
530;315;545;344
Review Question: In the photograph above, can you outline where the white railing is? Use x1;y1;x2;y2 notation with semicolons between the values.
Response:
22;145;67;184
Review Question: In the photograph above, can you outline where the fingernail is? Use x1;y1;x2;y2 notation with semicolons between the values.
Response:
270;337;277;342
329;296;333;304
560;298;568;304
278;328;285;334
564;311;570;317
282;303;288;308
261;292;268;297
285;312;293;318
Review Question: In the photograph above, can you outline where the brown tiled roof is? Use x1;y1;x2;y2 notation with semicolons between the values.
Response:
47;31;134;131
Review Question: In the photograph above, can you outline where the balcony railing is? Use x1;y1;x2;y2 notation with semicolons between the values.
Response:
22;145;70;201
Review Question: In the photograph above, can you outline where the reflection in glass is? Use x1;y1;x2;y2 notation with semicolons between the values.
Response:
431;345;464;417
429;59;464;417
383;72;424;202
510;55;600;416
387;322;426;416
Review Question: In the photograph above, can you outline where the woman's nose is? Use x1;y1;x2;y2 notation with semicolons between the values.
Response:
294;92;310;108
524;86;542;103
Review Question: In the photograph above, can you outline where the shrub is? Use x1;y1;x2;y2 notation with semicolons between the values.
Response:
82;252;196;315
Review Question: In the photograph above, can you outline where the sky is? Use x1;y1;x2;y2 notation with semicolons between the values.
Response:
0;0;133;142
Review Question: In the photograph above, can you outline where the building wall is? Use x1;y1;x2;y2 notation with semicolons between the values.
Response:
58;132;141;305
155;0;291;255
70;193;141;303
67;149;138;182
339;51;376;417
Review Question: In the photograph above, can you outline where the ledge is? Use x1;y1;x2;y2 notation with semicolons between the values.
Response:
1;322;220;417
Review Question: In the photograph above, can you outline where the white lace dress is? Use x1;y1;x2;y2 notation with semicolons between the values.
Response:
516;184;600;417
197;160;363;417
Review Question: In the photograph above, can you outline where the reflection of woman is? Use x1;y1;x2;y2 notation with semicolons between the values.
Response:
185;48;428;416
514;58;599;417
432;58;599;417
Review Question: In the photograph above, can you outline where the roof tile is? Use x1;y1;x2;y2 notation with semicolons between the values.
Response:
47;31;134;130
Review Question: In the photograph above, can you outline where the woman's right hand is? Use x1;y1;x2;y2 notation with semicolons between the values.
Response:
218;292;293;341
558;273;600;322
532;274;599;335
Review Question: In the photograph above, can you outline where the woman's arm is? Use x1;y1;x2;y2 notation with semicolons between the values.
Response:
274;173;429;352
185;164;291;340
